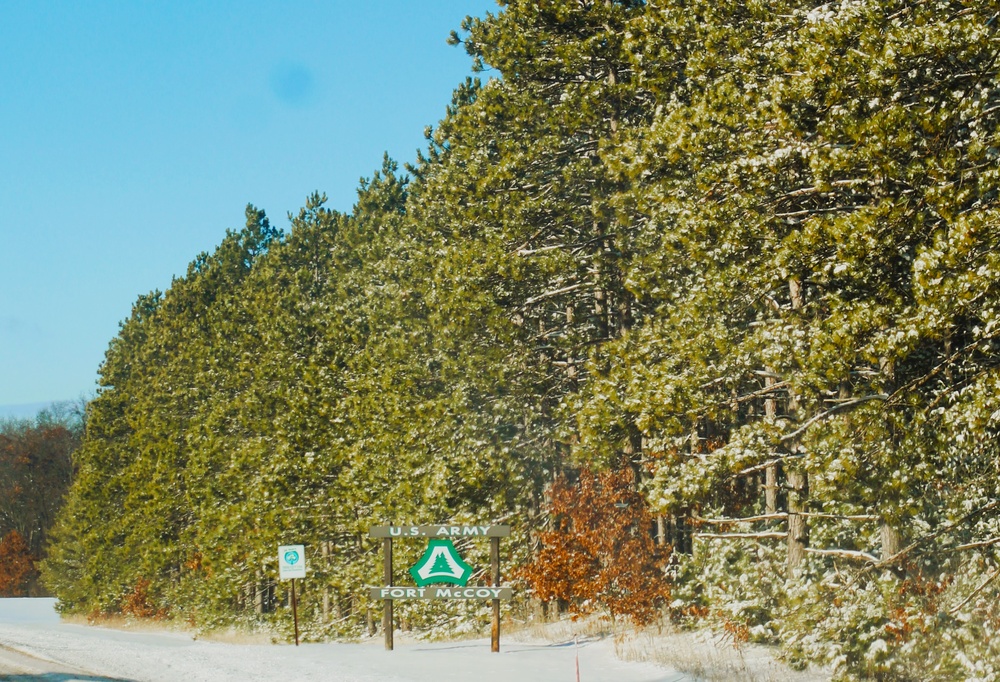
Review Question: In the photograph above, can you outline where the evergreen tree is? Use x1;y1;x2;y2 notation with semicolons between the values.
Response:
42;2;1000;674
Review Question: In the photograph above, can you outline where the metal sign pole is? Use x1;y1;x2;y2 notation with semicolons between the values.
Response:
291;579;300;646
278;545;306;647
383;537;393;651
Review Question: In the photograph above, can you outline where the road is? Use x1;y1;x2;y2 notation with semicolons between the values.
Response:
0;642;130;681
0;599;687;682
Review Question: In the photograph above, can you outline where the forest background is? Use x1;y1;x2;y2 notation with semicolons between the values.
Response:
5;1;1000;680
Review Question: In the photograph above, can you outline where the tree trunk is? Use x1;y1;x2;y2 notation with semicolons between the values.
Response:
878;354;904;575
255;570;264;614
786;469;808;577
786;278;807;577
880;521;902;560
765;374;779;514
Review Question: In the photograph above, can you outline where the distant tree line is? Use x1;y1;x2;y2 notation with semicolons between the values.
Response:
0;405;80;596
44;1;1000;678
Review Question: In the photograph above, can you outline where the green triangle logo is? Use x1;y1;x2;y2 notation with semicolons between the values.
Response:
409;538;474;587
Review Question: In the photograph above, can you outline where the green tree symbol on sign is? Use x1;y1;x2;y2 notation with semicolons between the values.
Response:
409;539;474;587
431;552;452;575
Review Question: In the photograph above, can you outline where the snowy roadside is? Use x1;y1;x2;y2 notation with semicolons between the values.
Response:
0;599;688;682
508;618;832;682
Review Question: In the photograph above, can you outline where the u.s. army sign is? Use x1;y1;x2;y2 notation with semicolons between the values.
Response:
370;523;512;652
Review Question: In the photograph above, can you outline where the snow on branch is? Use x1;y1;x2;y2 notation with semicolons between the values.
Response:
694;513;788;525
694;531;788;540
522;283;588;306
948;536;1000;553
804;548;879;564
736;455;803;476
780;394;889;443
799;512;879;521
867;499;1000;574
949;566;1000;615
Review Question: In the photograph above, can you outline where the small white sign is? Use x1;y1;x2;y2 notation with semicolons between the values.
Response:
278;544;307;580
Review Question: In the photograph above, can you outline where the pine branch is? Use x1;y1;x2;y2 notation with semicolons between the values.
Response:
949;566;1000;615
780;394;889;443
862;499;1000;575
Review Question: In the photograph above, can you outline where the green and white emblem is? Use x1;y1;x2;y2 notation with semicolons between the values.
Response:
409;538;474;587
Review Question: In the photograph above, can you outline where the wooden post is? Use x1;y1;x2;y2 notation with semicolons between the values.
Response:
255;570;264;614
322;541;330;622
291;579;300;646
491;536;500;652
383;537;393;651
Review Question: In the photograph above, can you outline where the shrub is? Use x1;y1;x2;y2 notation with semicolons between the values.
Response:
519;468;671;625
0;531;37;596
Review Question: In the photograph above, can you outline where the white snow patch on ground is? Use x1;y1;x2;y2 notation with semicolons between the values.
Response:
0;599;689;681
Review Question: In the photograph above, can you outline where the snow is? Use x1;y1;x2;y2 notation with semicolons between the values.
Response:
0;599;689;682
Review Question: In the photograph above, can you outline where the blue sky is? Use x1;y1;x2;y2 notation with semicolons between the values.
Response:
0;1;496;415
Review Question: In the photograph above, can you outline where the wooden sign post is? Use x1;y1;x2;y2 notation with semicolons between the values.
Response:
278;544;307;646
490;535;500;653
383;536;393;651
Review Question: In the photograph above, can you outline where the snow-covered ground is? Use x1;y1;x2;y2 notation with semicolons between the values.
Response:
0;599;689;681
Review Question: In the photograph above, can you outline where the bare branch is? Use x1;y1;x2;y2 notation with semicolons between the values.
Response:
895;328;1000;402
694;531;788;540
775;205;862;218
949;566;1000;615
515;244;567;256
866;499;1000;574
736;455;803;476
804;548;879;563
800;512;880;521
694;513;788;525
522;283;588;307
780;394;889;443
948;536;1000;553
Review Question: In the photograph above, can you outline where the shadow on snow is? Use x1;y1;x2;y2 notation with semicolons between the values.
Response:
0;675;137;682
